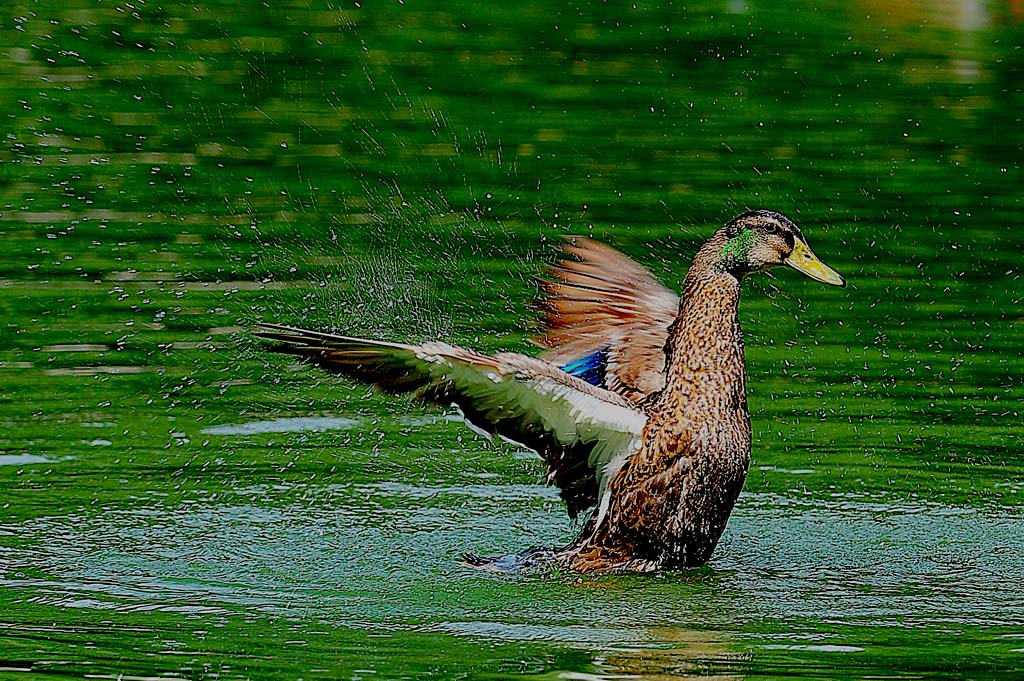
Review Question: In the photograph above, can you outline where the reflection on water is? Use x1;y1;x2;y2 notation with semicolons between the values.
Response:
201;416;362;436
0;453;71;467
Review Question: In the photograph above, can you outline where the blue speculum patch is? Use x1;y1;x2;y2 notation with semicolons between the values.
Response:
560;350;608;386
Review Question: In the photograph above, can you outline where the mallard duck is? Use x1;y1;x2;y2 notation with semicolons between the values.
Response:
256;210;845;573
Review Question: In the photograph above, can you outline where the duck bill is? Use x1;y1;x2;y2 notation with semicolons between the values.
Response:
785;238;846;287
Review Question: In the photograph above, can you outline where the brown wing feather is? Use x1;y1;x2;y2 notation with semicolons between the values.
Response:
256;323;644;518
537;237;679;402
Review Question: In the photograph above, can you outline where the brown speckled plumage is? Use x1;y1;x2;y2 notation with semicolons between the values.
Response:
559;229;752;571
256;210;845;573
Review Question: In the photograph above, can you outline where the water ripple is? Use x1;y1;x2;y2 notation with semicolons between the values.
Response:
201;416;361;435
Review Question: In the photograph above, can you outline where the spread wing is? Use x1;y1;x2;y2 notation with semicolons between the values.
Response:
537;237;679;403
256;324;646;519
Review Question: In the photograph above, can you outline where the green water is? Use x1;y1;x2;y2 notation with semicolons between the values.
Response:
2;0;1023;678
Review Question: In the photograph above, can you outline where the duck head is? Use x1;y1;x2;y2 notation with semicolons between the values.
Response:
718;210;845;287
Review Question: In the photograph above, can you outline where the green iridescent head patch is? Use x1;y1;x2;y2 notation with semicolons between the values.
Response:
721;228;754;262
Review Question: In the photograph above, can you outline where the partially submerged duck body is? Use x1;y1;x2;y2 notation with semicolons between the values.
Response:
257;210;845;573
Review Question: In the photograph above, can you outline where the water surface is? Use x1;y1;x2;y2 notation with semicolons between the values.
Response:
1;0;1023;678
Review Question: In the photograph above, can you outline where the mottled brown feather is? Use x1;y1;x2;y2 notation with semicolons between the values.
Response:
558;229;754;572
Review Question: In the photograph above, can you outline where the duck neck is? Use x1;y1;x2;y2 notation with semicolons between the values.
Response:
662;236;746;395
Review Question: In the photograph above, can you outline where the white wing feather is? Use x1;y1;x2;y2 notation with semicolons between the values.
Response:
257;324;646;518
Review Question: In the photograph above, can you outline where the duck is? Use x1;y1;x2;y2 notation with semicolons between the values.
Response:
256;209;845;573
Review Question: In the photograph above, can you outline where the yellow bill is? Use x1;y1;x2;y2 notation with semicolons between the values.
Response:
785;238;846;287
